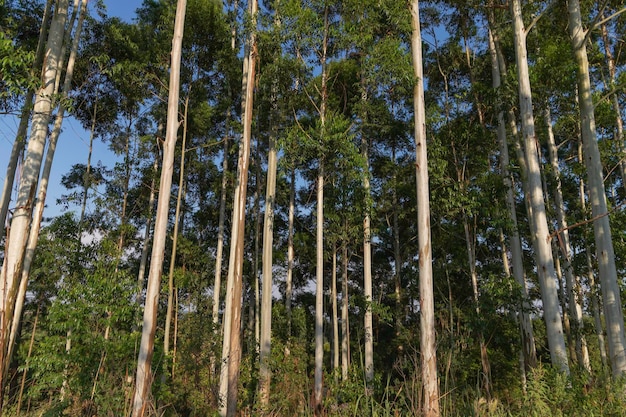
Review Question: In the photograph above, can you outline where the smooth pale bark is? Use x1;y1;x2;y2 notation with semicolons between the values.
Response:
6;0;87;373
361;91;374;384
164;96;189;360
409;1;439;415
567;0;626;377
0;0;52;240
286;168;295;337
314;6;329;413
578;139;608;369
212;135;228;325
391;144;402;342
259;126;278;406
341;241;350;381
0;1;69;402
544;106;590;371
131;1;186;414
511;0;569;374
487;25;537;371
331;245;339;373
219;0;257;413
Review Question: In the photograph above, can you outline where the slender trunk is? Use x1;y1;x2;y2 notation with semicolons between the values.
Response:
568;0;626;377
286;168;295;338
164;95;189;360
131;1;186;414
219;0;257;413
341;240;350;381
259;107;279;407
0;0;52;239
313;6;329;414
511;0;569;374
251;137;261;351
0;1;69;403
331;244;339;374
410;1;439;414
212;132;229;324
361;84;374;384
487;24;537;370
578;140;608;370
545;106;590;371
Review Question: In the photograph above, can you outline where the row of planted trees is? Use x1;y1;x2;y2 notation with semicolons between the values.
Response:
1;0;626;416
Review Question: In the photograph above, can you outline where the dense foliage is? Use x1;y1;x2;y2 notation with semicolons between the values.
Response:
1;0;626;415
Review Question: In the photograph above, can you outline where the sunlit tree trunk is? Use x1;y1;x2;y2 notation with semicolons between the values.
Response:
313;6;329;414
341;238;350;381
219;0;257;413
0;1;69;404
0;0;52;240
164;96;189;363
137;157;158;305
567;0;626;377
131;0;186;414
286;168;295;338
409;1;439;414
511;0;569;374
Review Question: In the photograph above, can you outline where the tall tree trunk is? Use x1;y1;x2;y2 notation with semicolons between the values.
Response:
544;106;590;371
409;1;440;415
164;95;189;363
219;0;257;413
212;131;229;325
0;0;53;240
331;244;339;374
361;83;374;385
577;140;609;370
286;168;295;338
511;0;569;374
313;6;329;414
341;239;350;381
567;0;626;377
259;104;279;408
131;0;186;414
487;24;537;371
0;1;69;404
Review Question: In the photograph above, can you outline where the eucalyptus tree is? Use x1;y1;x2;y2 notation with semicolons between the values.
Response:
567;0;626;377
510;0;569;374
410;0;439;414
219;0;257;412
131;0;186;414
0;0;70;403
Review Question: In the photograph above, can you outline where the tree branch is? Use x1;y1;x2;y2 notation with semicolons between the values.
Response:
526;0;556;34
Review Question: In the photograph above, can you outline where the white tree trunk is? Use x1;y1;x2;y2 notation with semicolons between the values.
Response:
341;240;350;381
131;0;186;414
409;1;439;415
219;0;257;413
0;1;69;399
259;126;278;406
567;0;626;377
511;0;569;374
331;245;339;373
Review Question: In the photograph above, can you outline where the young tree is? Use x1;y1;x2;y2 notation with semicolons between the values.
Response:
409;1;439;415
131;0;186;414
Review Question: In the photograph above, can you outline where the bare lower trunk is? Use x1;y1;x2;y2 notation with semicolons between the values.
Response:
286;168;295;337
410;1;440;414
511;0;569;374
568;0;626;377
0;1;69;403
331;245;339;373
131;1;186;414
341;240;350;381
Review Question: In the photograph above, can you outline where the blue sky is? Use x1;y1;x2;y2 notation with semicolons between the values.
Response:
1;0;144;221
